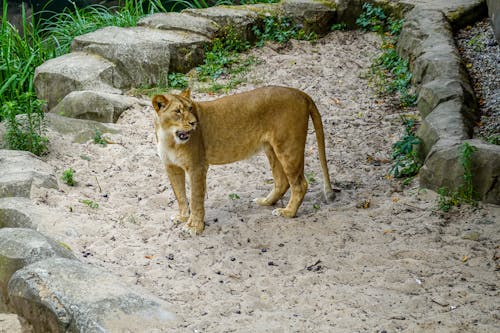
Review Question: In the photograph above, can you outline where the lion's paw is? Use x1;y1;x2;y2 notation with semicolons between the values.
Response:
272;208;295;218
171;214;189;225
182;219;204;235
254;197;272;206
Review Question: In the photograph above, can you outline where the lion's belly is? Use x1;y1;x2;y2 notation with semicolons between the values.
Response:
205;135;265;165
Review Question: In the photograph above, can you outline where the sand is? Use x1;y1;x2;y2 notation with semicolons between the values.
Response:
33;30;499;332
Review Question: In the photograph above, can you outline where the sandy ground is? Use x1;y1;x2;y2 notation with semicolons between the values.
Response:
31;31;499;332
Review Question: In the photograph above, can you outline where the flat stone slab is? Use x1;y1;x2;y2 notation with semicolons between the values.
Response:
138;12;220;38
0;150;58;198
281;0;336;34
72;26;209;78
8;258;175;332
34;52;125;111
0;228;75;311
51;91;143;123
0;197;44;229
45;113;120;144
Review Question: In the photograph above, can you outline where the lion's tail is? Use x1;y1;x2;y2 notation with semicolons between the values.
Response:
308;97;336;203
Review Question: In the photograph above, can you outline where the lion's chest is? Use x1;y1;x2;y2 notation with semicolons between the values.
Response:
156;128;182;166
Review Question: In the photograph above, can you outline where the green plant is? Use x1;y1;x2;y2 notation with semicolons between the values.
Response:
253;16;317;46
390;117;422;178
305;172;317;184
61;168;76;186
485;134;499;145
93;129;107;145
81;199;99;209
437;142;478;211
356;3;387;33
168;72;188;89
229;193;240;200
331;23;348;31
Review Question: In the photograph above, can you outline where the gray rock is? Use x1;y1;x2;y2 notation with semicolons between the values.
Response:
416;99;473;158
72;26;209;79
0;150;58;198
281;0;336;34
0;228;75;312
183;6;259;43
34;52;125;110
488;0;500;42
44;113;120;144
0;197;39;229
51;91;143;123
138;12;220;39
8;258;175;333
420;139;500;203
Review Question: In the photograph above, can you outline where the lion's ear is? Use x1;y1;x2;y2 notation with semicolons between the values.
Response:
180;88;191;99
152;95;170;113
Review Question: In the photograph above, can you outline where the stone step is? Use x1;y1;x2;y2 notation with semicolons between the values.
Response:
0;150;58;198
71;26;209;79
8;257;175;332
34;52;125;111
138;12;220;39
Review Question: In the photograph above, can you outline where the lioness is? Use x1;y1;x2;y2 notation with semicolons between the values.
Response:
152;86;335;235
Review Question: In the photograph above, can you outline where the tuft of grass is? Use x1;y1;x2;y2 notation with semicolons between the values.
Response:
229;193;240;200
437;142;478;211
93;129;107;146
61;168;76;186
331;23;347;31
81;199;99;209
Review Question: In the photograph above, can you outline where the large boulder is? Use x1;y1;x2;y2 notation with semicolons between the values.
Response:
183;6;260;43
0;150;58;198
34;52;125;111
72;26;209;78
0;197;42;229
420;139;500;203
488;0;500;42
138;12;220;39
281;0;336;34
51;91;144;123
0;228;75;312
8;258;175;333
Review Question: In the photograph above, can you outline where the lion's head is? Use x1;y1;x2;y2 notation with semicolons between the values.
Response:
152;89;198;144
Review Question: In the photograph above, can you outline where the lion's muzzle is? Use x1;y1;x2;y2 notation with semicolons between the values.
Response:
175;130;192;142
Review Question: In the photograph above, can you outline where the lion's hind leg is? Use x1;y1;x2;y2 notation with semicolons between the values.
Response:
255;144;290;206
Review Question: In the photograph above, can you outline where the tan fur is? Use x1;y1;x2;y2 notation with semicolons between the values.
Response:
152;86;335;235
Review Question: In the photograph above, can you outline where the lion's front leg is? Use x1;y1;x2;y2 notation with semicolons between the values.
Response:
184;167;207;235
166;165;189;224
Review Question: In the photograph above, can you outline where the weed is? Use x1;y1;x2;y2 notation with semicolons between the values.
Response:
437;142;478;211
485;134;499;145
305;172;317;184
93;129;107;146
168;72;188;89
390;117;422;178
467;34;485;52
356;3;387;33
253;16;317;47
81;199;99;209
61;168;76;186
331;23;347;31
229;193;240;200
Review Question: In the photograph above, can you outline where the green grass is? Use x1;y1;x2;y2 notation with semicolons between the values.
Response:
61;168;76;186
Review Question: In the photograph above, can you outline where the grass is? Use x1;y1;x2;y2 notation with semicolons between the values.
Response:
437;142;478;212
93;129;108;146
61;168;76;186
81;199;99;209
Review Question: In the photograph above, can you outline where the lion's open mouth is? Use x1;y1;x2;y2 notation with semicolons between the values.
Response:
175;130;191;142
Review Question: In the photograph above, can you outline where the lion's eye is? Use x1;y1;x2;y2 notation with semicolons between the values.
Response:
175;109;181;114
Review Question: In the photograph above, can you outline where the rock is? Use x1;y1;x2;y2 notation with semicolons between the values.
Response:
138;12;220;39
488;0;500;42
0;197;40;229
183;6;259;43
51;91;143;123
8;258;175;332
0;150;58;198
281;0;336;35
34;52;125;110
417;79;475;119
44;113;120;144
420;139;500;204
72;26;209;78
0;228;75;312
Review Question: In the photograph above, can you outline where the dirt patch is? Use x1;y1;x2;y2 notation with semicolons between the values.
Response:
34;31;499;332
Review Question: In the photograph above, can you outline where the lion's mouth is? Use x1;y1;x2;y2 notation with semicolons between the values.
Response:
175;130;191;142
